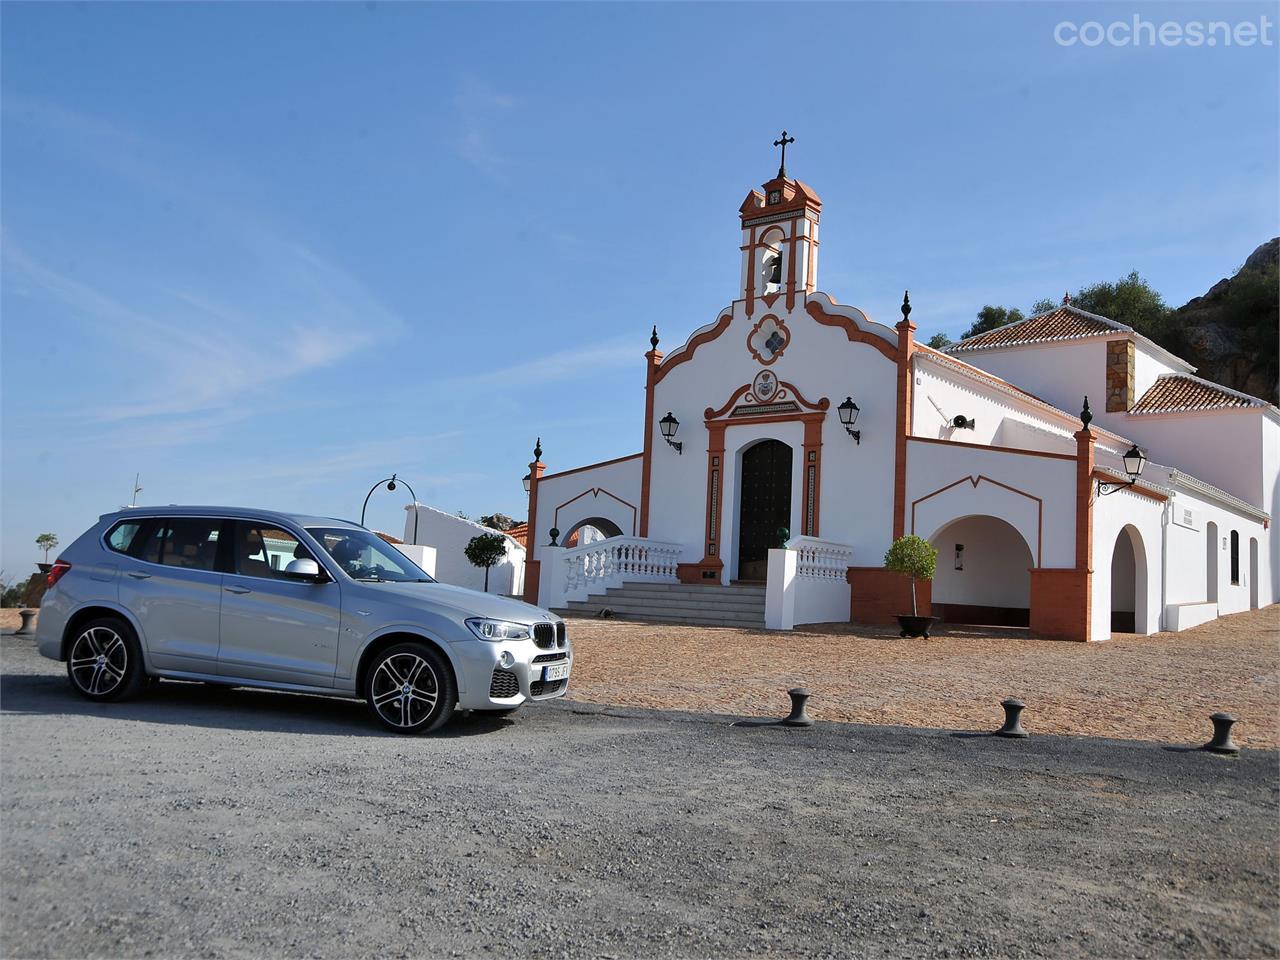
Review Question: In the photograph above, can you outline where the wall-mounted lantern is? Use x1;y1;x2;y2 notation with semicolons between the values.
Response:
659;412;683;455
837;397;861;444
1096;444;1149;497
954;544;965;570
522;472;531;494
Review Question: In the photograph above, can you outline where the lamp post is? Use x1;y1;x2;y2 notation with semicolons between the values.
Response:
361;473;420;543
1095;444;1148;497
837;397;861;444
659;412;682;454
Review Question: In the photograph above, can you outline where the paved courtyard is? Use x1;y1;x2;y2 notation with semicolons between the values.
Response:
2;632;1278;958
565;604;1280;748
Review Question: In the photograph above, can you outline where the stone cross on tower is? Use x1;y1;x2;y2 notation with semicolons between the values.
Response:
773;130;795;179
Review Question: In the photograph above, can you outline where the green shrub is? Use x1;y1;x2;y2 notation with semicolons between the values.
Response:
883;535;937;616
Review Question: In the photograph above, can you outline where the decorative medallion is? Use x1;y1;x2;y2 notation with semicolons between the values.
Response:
751;370;778;401
747;314;790;365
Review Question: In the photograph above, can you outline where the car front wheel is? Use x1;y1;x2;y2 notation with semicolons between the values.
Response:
363;643;456;734
66;617;147;702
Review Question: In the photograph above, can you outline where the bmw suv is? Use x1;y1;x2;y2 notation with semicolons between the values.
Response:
35;506;571;733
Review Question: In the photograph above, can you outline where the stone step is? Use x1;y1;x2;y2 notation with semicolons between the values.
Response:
601;584;766;600
584;593;764;613
556;606;766;628
563;594;764;617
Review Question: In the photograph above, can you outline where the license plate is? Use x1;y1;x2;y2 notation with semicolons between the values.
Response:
542;662;570;682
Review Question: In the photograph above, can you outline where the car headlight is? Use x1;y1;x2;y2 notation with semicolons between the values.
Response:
465;618;532;642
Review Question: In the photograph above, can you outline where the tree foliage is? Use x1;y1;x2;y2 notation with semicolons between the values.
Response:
1071;271;1170;340
35;533;59;563
464;533;508;592
925;332;953;350
883;535;937;617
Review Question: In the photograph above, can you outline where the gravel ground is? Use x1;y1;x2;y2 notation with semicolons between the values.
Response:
564;604;1280;748
2;634;1277;959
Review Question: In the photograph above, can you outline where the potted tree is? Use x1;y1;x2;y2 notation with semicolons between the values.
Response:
35;533;59;574
464;532;508;594
883;535;938;638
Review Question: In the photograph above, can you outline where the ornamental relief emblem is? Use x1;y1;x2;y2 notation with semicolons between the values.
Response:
747;313;790;365
749;370;779;402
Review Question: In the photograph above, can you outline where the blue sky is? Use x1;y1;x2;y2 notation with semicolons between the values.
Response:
2;1;1276;576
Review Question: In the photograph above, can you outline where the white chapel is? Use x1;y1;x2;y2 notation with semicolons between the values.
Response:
511;153;1277;641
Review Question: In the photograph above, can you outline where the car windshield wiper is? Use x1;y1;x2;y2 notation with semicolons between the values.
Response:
354;576;384;582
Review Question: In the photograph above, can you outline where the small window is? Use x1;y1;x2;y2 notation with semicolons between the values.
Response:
105;520;145;555
1230;530;1240;585
232;522;314;580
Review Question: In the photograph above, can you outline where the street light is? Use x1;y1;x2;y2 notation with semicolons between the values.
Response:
522;472;532;494
837;397;861;444
659;412;682;454
1096;444;1149;497
361;473;420;543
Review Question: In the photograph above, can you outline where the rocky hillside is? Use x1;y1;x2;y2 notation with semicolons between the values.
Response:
1169;238;1278;404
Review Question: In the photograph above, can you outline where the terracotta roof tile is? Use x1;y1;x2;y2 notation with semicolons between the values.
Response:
1129;374;1267;415
949;306;1122;352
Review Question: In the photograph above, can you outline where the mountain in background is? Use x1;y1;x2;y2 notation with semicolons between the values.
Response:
1167;238;1278;405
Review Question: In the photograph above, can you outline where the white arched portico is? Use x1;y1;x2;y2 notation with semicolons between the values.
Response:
912;475;1043;569
926;515;1035;626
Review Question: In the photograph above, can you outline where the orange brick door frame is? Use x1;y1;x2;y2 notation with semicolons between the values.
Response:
680;398;829;585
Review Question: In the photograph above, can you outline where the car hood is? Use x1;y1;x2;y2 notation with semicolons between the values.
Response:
354;579;555;622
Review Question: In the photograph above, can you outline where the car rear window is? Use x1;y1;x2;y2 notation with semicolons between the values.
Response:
105;520;146;555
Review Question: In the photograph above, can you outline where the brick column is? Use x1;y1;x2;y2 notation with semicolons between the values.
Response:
522;440;546;604
638;329;663;537
1028;420;1095;641
892;292;916;540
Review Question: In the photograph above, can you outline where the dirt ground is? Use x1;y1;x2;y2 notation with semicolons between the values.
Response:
564;604;1280;748
0;608;23;631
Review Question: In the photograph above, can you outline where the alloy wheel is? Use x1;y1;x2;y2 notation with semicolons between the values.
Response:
69;626;129;697
370;652;440;729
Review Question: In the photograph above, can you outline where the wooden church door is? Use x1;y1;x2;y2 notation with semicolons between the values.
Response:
737;439;792;581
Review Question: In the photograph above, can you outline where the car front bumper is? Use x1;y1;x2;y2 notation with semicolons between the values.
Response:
451;633;572;711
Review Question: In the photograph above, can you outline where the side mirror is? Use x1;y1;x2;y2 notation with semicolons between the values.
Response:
284;558;324;582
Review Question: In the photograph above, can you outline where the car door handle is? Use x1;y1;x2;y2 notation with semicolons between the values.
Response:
224;585;252;595
127;571;151;580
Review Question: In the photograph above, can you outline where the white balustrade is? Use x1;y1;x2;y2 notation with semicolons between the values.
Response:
559;536;682;604
767;536;855;630
786;536;855;580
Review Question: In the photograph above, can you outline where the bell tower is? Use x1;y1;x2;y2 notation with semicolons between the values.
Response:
739;130;822;315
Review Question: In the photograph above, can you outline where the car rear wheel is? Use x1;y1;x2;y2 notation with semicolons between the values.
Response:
66;617;147;702
364;643;456;734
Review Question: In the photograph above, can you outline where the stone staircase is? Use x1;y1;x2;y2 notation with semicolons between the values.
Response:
555;582;767;628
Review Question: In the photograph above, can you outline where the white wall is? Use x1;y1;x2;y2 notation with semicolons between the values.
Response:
529;455;644;564
647;292;899;579
402;504;525;596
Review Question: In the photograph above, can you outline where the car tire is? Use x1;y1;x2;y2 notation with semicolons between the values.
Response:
66;616;147;702
363;642;456;734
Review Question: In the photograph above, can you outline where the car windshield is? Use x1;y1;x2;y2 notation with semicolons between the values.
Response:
307;527;435;583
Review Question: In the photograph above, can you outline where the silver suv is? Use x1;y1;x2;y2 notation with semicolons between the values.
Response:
35;506;571;733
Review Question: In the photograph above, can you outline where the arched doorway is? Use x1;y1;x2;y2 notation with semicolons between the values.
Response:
927;516;1033;627
1110;525;1147;634
562;516;624;548
737;439;792;581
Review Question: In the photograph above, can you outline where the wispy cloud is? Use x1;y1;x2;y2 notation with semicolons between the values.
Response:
452;77;518;179
446;339;639;387
1;94;405;429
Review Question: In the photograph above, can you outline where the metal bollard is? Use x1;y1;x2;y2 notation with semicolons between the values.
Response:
1203;712;1240;756
14;610;37;636
782;687;813;727
995;698;1028;738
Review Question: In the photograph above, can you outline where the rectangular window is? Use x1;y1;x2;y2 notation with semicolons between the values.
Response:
134;518;222;571
232;521;313;580
1230;530;1240;585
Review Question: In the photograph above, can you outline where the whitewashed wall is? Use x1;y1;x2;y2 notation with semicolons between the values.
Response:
529;455;644;564
1091;488;1164;638
402;504;525;596
647;293;899;579
929;515;1035;608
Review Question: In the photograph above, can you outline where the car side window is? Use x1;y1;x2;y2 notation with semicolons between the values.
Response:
105;520;146;555
133;518;222;571
232;522;316;580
